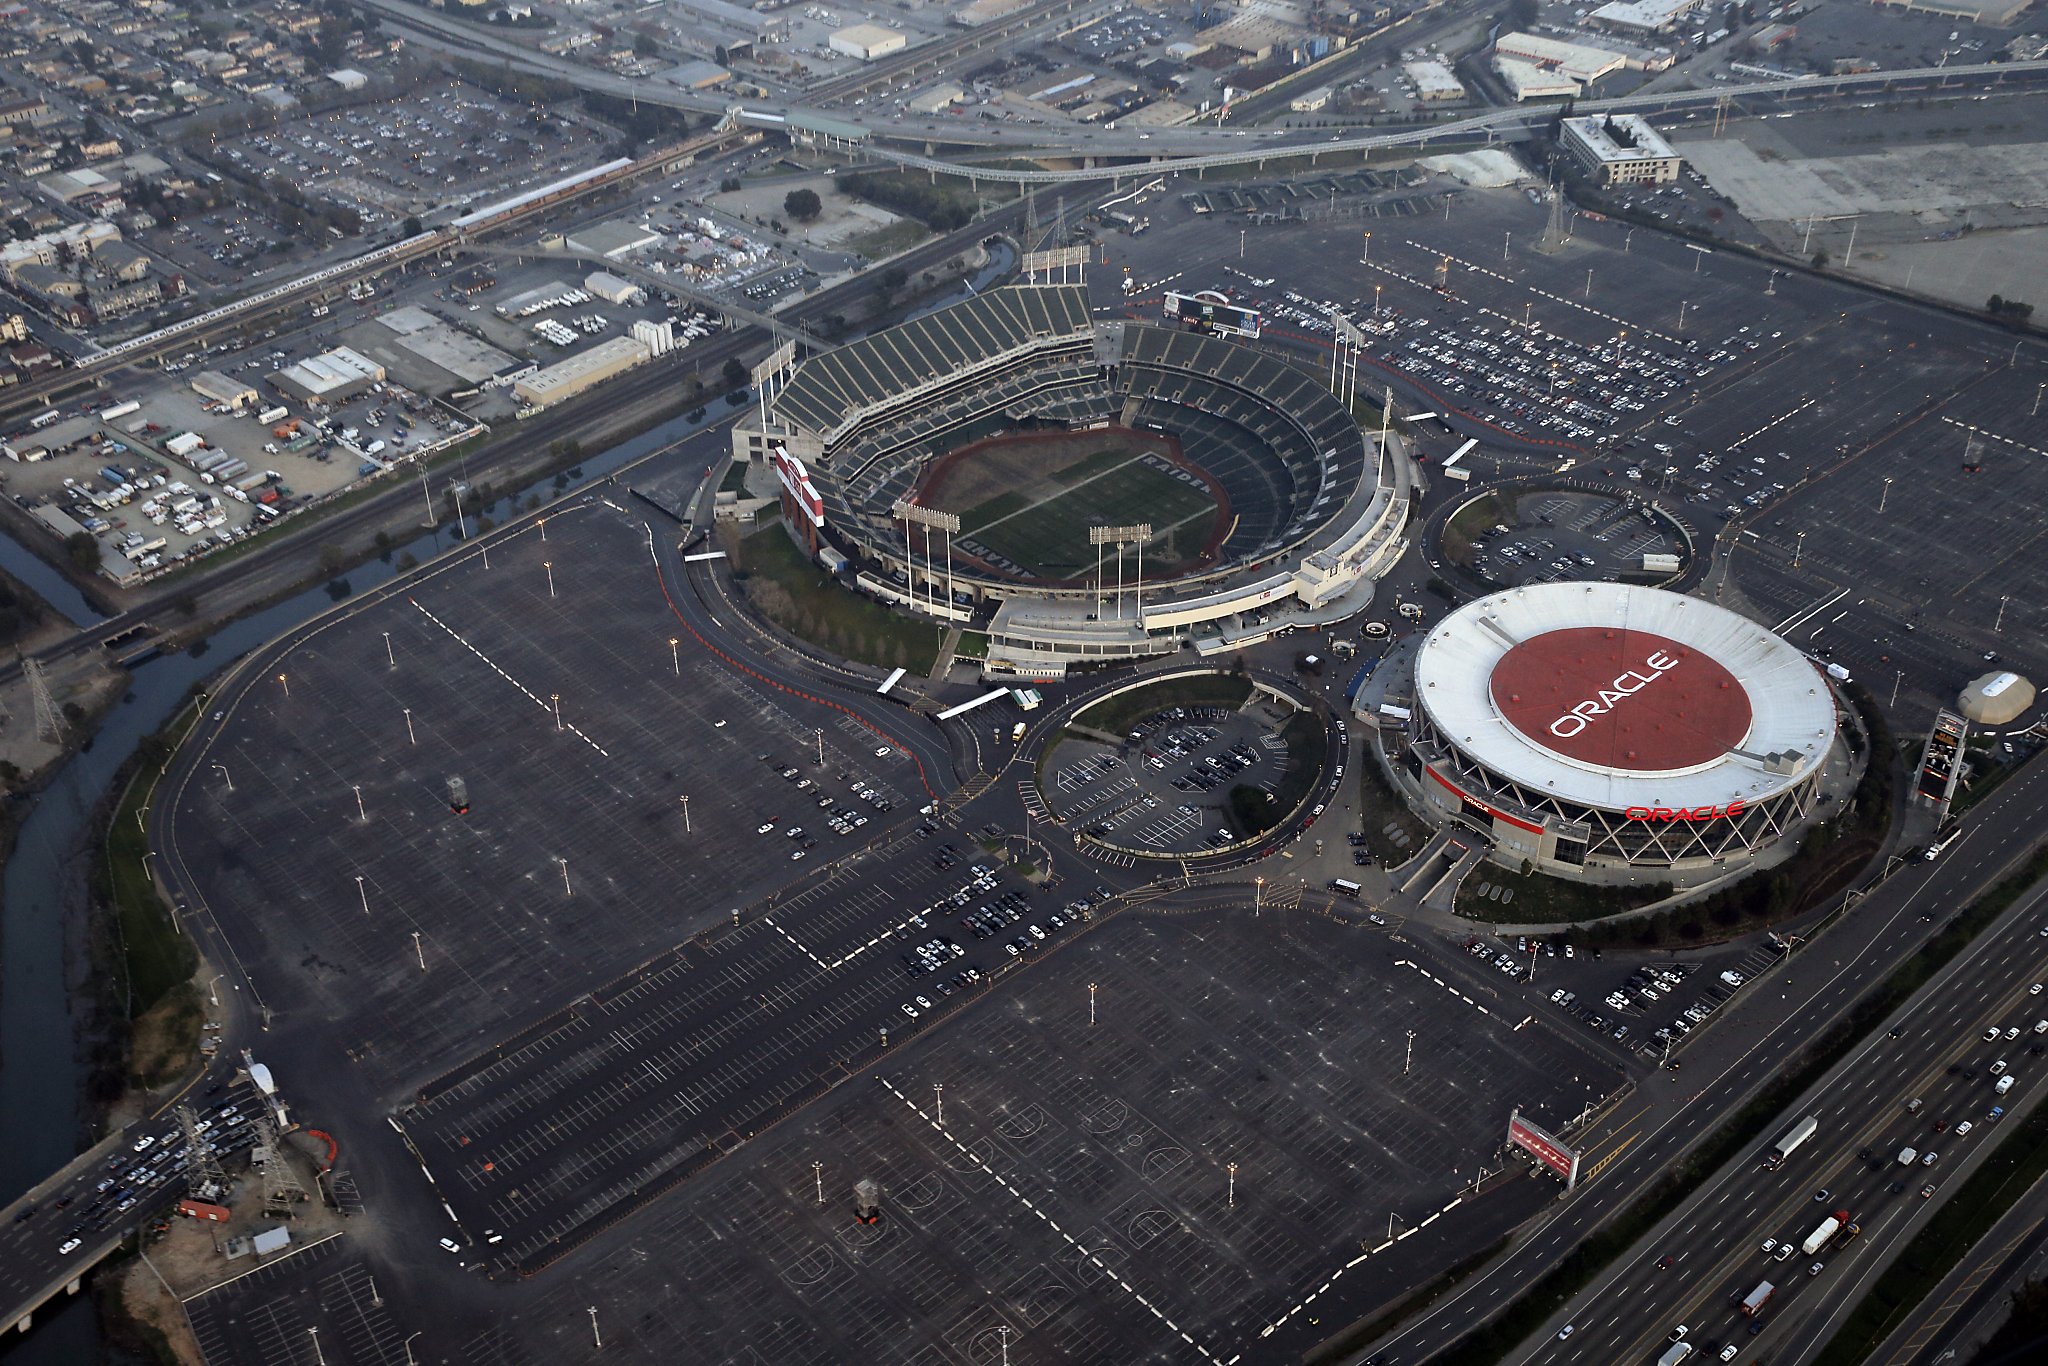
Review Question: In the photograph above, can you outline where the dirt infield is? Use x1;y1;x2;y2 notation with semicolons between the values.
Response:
908;426;1233;584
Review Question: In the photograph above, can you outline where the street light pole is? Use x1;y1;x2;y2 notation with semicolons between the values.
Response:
212;763;233;792
543;561;556;598
356;875;370;917
1878;476;1893;514
1891;668;1903;707
404;1333;421;1366
277;673;290;699
1254;876;1264;916
551;693;562;731
353;785;367;822
1995;594;2010;633
383;632;395;668
670;638;680;675
813;1161;824;1205
404;708;416;745
588;1307;602;1351
1793;531;1806;568
680;795;691;833
934;1083;944;1126
1227;1161;1237;1209
557;858;572;897
1404;1029;1416;1076
412;930;425;971
1089;982;1097;1026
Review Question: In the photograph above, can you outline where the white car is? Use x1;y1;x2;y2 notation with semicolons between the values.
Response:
875;745;892;757
131;1136;155;1153
58;1238;80;1255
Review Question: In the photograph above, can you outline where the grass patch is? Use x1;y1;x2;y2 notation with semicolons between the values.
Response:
1357;750;1433;867
958;455;1214;581
1456;863;1668;924
735;525;940;674
129;983;204;1089
846;219;930;260
719;460;752;495
1441;490;1514;568
1074;672;1253;739
1430;840;2048;1366
954;631;988;660
103;712;200;1019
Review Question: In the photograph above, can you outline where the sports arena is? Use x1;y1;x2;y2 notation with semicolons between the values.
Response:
730;283;1411;676
1388;583;1841;881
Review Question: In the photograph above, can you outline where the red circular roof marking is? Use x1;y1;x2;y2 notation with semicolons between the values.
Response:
1489;627;1753;773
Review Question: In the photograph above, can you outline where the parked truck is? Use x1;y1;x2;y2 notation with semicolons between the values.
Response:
1739;1281;1775;1317
1764;1116;1818;1168
1802;1211;1848;1256
256;406;289;425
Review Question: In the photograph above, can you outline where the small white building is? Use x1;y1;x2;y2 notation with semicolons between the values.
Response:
908;83;964;114
1587;0;1706;34
584;270;644;306
1560;113;1682;186
830;23;908;60
1402;57;1465;102
1288;85;1333;113
326;68;369;91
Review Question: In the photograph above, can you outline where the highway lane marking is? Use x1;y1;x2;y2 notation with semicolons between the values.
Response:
879;1076;1236;1365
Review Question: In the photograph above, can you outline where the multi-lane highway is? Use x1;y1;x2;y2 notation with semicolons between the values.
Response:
1515;852;2048;1366
1354;756;2048;1364
0;1080;263;1333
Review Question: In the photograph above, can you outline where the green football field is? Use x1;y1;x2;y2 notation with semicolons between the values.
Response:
958;453;1219;581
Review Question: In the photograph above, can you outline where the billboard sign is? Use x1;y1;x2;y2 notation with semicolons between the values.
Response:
1507;1110;1581;1188
1165;290;1261;340
770;445;824;528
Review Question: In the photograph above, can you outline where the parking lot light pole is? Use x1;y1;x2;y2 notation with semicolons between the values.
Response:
1624;228;1634;253
356;875;370;916
308;1327;324;1366
277;673;290;699
383;632;395;669
813;1161;823;1204
1878;477;1894;514
1254;876;1264;916
680;795;691;833
1502;230;1511;261
1585;268;1593;298
352;785;366;822
1360;231;1370;267
588;1307;601;1351
934;1083;944;1125
556;858;572;897
412;931;425;971
404;1332;421;1366
1677;300;1689;331
538;517;547;542
543;561;556;598
999;1326;1010;1366
1996;595;2010;632
207;974;222;1007
1404;1030;1416;1076
1089;983;1097;1026
551;694;562;731
2035;380;2046;417
404;708;416;745
814;729;824;766
1891;668;1904;707
1373;284;1383;318
1793;531;1806;568
212;763;233;792
1227;1162;1237;1209
669;638;680;675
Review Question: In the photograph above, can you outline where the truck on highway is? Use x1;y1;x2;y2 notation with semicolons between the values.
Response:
1764;1115;1818;1168
1802;1211;1848;1256
1658;1344;1695;1366
1740;1281;1775;1317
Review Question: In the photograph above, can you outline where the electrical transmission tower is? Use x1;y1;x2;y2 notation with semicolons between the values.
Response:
176;1104;231;1204
24;658;60;743
253;1110;309;1218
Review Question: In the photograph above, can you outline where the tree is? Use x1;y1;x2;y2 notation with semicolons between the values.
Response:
401;215;422;237
64;531;101;573
721;355;749;391
784;187;823;222
633;31;658;58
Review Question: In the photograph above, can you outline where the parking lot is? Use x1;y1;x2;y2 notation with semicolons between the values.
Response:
1045;705;1281;854
356;904;1615;1362
1098;182;2042;718
166;494;935;1101
1458;488;1688;589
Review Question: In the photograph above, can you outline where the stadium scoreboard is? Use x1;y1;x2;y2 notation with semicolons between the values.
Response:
1164;291;1262;340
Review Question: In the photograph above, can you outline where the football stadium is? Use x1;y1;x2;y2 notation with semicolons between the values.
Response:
730;284;1412;676
1388;583;1843;881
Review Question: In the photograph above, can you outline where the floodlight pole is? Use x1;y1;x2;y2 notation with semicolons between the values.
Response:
557;857;572;896
355;875;370;916
352;785;366;822
383;632;395;668
1089;982;1097;1026
1228;1161;1237;1209
670;638;680;675
1878;477;1893;514
681;795;691;833
812;1161;824;1204
1404;1029;1416;1076
412;931;425;970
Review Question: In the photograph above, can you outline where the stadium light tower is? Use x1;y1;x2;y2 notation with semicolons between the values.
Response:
892;501;960;618
1090;525;1152;621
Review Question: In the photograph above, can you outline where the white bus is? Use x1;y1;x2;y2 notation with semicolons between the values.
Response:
29;409;60;430
1330;878;1362;898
